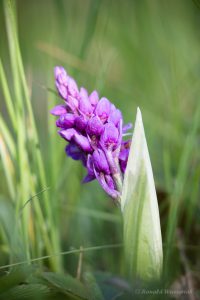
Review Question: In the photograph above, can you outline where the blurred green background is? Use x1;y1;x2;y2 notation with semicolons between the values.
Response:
0;0;200;296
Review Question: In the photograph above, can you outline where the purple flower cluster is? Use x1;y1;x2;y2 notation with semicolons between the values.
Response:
51;66;132;202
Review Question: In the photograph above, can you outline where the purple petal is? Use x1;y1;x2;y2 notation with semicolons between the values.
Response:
119;140;131;173
116;119;123;148
67;76;79;98
66;142;87;167
79;88;93;116
105;175;115;190
89;90;99;106
119;160;127;173
93;149;110;174
54;67;80;101
58;128;77;141
50;105;67;116
82;155;95;183
86;134;98;150
56;82;68;100
108;105;122;126
65;142;83;160
86;154;95;175
123;123;133;133
100;122;119;149
119;148;129;173
55;67;69;100
86;116;104;136
95;97;111;123
94;170;119;200
82;174;95;183
67;96;79;113
75;115;87;132
74;133;92;152
54;66;67;83
80;87;88;98
56;113;76;128
119;148;129;161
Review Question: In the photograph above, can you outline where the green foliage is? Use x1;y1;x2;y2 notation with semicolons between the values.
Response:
0;266;88;300
42;272;90;299
0;0;62;271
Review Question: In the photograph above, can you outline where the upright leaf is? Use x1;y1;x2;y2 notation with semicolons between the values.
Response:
121;108;163;281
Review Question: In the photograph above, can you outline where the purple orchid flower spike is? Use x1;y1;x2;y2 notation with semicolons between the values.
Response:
50;66;132;205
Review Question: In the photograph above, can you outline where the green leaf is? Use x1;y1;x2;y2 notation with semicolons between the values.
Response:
0;284;51;300
121;108;163;281
0;266;30;293
42;272;90;299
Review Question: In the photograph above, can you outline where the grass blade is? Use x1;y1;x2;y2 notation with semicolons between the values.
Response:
0;133;15;201
0;58;16;130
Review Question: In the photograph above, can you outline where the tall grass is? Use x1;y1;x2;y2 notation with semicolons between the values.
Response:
0;0;62;271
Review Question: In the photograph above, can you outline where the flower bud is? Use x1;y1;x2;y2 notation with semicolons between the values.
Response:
83;155;95;183
86;116;104;136
80;87;88;98
54;66;67;84
58;128;77;141
66;142;87;167
108;105;122;126
95;97;111;123
94;171;120;200
93;149;110;174
123;123;132;133
65;142;83;160
105;175;115;190
79;87;93;116
67;96;79;113
67;76;79;98
74;133;92;152
89;90;99;107
119;140;131;173
100;122;119;149
56;113;76;129
50;105;67;116
54;66;68;100
75;115;87;132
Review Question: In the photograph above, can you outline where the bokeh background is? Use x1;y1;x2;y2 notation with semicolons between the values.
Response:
0;0;200;297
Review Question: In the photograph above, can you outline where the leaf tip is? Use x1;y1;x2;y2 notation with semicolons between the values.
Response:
136;107;143;127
